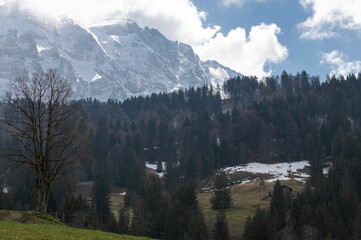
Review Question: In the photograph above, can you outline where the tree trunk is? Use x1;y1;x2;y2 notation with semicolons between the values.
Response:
4;69;80;214
35;171;50;213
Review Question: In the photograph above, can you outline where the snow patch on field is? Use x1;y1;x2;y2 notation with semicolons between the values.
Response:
239;179;252;185
145;162;166;177
222;161;310;183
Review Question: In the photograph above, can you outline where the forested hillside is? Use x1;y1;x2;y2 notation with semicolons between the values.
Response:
1;71;361;239
80;71;361;183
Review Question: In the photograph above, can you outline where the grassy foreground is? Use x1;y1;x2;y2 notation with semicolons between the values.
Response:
0;222;150;240
0;211;150;240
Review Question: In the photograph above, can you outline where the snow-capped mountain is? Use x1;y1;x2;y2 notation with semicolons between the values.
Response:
0;3;239;101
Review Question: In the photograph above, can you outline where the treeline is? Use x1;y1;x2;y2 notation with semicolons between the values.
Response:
243;132;361;239
1;71;361;239
80;71;361;185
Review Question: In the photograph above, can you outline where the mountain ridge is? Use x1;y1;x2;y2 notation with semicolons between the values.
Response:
0;3;240;101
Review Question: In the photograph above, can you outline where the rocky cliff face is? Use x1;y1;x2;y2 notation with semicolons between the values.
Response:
0;3;239;101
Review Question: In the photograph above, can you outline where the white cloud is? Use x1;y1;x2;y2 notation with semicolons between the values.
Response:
299;0;361;40
321;50;361;76
124;1;220;46
5;0;220;46
222;0;245;7
3;0;288;77
195;23;288;77
221;0;269;7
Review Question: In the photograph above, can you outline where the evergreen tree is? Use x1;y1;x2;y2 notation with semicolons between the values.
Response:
242;216;254;240
211;172;232;210
141;174;165;238
129;194;152;237
94;118;109;172
352;207;361;239
92;173;111;227
212;210;230;240
105;214;118;233
309;151;323;185
61;195;99;229
281;70;293;95
156;158;163;173
164;157;182;191
126;162;145;194
172;179;208;239
242;208;269;240
270;180;286;232
118;208;130;234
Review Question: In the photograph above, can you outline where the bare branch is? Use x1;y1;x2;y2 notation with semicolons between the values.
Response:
1;69;81;213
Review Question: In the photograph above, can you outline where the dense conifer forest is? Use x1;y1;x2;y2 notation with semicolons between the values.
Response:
1;71;361;239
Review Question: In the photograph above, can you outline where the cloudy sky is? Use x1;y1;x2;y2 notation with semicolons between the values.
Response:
5;0;361;79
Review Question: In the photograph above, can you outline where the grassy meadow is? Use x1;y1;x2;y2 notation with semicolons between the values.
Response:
74;170;306;239
0;210;150;240
198;179;305;238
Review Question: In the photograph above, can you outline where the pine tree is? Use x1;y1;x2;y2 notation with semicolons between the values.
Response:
212;210;230;240
156;158;163;173
352;207;361;239
129;194;152;237
142;174;165;238
94;118;109;171
172;179;208;239
242;216;254;240
61;195;99;229
242;207;269;240
92;173;111;227
105;213;118;233
270;180;286;232
309;150;323;185
126;162;145;194
211;172;232;210
118;208;130;234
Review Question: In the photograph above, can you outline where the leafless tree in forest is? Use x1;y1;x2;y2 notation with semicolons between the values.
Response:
2;69;82;213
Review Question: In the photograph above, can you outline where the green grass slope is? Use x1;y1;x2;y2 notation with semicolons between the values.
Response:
198;179;305;239
0;211;151;240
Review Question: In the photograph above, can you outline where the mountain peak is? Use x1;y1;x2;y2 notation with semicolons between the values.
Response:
90;18;140;36
92;18;137;27
0;1;41;20
0;1;20;14
0;11;240;101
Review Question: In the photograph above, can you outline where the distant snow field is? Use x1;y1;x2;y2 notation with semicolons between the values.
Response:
145;162;166;177
222;161;311;183
145;160;331;184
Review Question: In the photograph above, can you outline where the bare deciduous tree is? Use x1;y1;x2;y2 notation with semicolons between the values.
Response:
3;69;81;213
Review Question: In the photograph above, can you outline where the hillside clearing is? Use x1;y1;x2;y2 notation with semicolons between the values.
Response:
74;161;310;238
0;211;151;240
198;179;305;238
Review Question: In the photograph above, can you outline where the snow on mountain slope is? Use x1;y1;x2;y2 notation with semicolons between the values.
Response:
0;3;240;101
